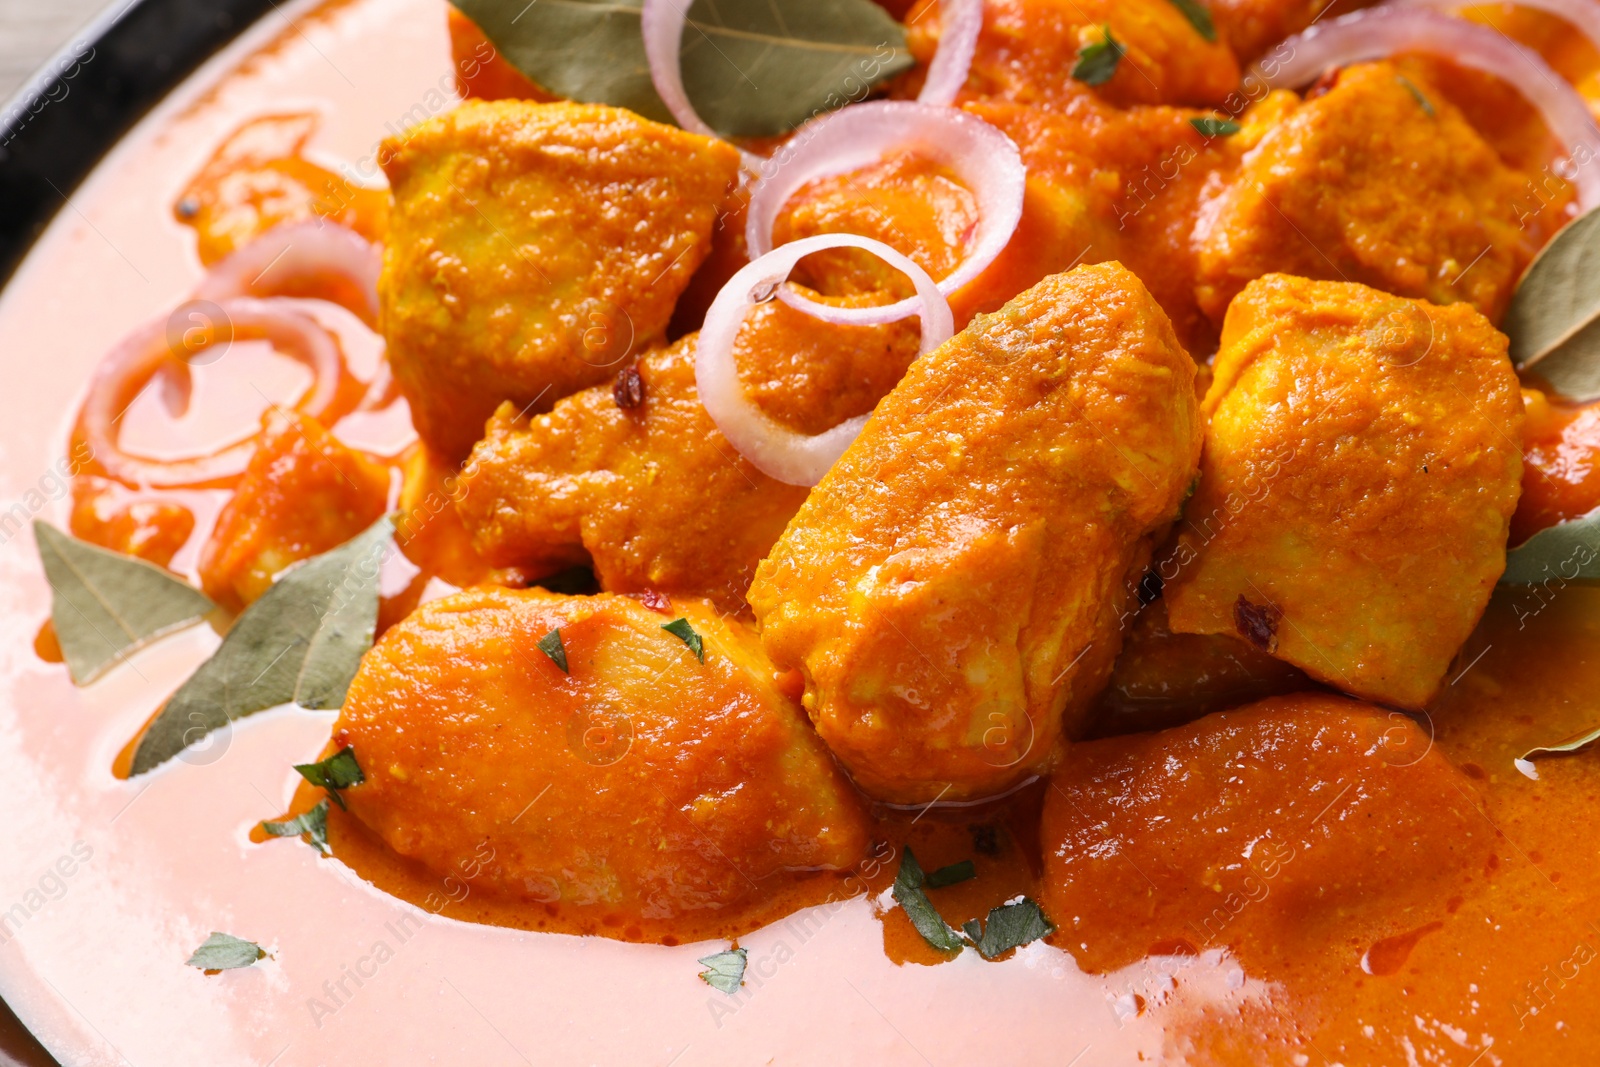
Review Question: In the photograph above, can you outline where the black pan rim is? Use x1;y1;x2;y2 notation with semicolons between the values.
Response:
0;0;277;286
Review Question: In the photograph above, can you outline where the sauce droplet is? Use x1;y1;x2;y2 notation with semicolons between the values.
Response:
1360;921;1444;976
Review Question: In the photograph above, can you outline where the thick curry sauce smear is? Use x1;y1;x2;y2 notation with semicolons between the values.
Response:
286;584;1600;1065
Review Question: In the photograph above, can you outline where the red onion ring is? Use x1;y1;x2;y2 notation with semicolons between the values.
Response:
1256;7;1600;210
917;0;983;107
696;234;953;486
1392;0;1600;59
746;101;1025;326
193;221;382;327
77;297;346;489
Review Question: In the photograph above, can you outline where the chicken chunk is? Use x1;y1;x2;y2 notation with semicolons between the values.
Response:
1194;62;1547;326
1163;274;1523;709
197;409;390;612
1042;694;1493;978
455;294;919;615
379;101;740;459
748;263;1201;803
904;0;1240;110
331;588;870;935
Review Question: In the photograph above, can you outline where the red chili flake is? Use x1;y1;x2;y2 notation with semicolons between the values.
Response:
628;589;673;614
1306;66;1342;100
613;365;646;409
1233;594;1283;650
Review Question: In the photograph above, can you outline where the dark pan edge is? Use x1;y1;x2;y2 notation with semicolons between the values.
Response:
0;0;277;285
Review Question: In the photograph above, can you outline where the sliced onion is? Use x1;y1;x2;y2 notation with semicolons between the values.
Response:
696;234;953;486
1392;0;1600;60
746;101;1025;326
77;297;347;489
1256;6;1600;210
194;221;382;327
918;0;984;107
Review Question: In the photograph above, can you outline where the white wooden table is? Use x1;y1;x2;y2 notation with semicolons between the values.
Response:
0;0;110;102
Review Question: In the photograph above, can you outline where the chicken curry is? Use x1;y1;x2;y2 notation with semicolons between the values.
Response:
31;0;1600;1062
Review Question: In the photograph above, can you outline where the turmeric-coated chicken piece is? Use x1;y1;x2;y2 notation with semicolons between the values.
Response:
1042;694;1492;979
456;294;920;615
1164;274;1523;709
904;0;1239;110
1194;62;1549;326
748;263;1201;803
197;409;390;612
379;101;740;459
332;588;871;936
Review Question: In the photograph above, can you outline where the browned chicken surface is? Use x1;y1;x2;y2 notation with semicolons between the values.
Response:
456;295;920;614
380;100;740;460
749;263;1201;804
1194;61;1552;327
1163;273;1524;709
333;588;871;928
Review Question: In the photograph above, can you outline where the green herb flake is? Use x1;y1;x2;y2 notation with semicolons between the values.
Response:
1190;117;1241;138
261;799;331;855
891;847;966;954
295;747;365;811
33;521;214;685
1397;75;1435;117
962;897;1056;960
662;617;705;663
536;628;569;673
1504;205;1600;399
1071;25;1124;87
186;932;266;971
1165;0;1216;41
925;859;977;889
698;947;747;993
129;517;392;775
454;0;912;140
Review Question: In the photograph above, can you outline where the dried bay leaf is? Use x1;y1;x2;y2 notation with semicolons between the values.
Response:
130;517;393;775
453;0;911;139
1505;206;1600;401
1500;505;1600;586
34;521;214;684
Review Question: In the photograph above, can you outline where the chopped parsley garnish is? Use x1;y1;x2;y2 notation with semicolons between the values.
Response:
925;859;977;889
1190;117;1241;138
294;747;365;811
536;627;569;673
261;799;331;854
662;618;705;663
1165;0;1217;41
962;898;1057;960
1396;75;1435;117
891;847;966;953
186;932;266;971
698;947;747;993
1072;25;1125;86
